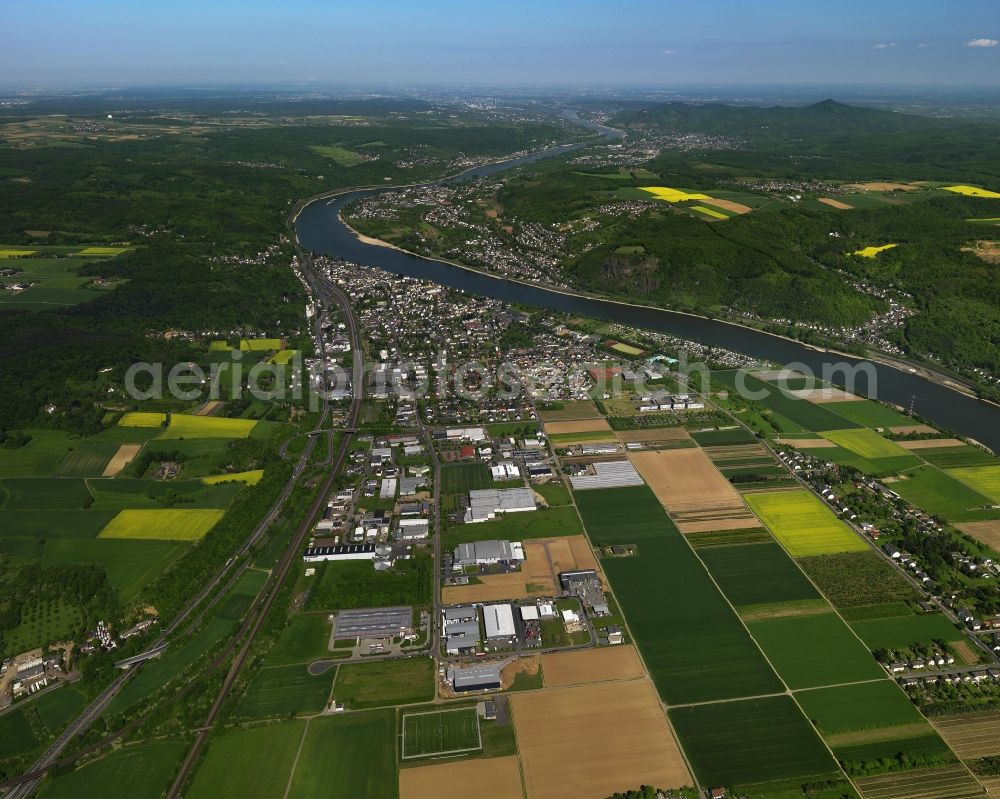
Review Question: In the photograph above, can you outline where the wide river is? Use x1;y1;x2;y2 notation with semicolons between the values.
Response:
296;117;1000;452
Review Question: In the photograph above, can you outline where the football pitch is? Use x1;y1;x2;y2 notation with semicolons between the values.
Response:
401;708;481;759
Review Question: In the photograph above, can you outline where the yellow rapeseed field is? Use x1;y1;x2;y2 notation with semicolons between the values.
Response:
943;185;1000;199
851;244;898;258
201;469;265;486
640;186;712;202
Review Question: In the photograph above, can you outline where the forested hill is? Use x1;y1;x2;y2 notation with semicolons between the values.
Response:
613;100;1000;184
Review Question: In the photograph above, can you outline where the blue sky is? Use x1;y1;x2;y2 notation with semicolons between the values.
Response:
3;0;998;87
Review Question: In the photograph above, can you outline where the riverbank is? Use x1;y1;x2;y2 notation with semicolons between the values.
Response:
336;211;989;406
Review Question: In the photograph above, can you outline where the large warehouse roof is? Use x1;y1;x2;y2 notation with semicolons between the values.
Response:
483;604;516;639
449;662;503;692
465;487;537;522
570;460;644;491
336;606;413;639
454;539;524;565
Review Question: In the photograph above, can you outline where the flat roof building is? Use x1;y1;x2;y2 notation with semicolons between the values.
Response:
454;540;524;567
465;487;537;523
450;662;503;693
303;544;377;563
483;604;516;640
335;606;413;639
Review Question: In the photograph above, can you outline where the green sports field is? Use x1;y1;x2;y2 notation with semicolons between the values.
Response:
38;741;188;799
849;613;964;649
401;708;481;758
98;508;225;541
748;612;884;689
286;711;396;799
947;464;1000;503
234;663;336;719
795;680;924;735
698;542;820;608
745;490;867;556
669;695;839;787
186;721;305;799
821;428;917;463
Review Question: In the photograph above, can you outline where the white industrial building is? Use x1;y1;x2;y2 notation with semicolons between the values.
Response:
483;604;516;640
303;544;377;563
454;539;524;567
397;518;430;540
570;460;644;491
464;487;536;523
490;462;520;481
446;426;487;442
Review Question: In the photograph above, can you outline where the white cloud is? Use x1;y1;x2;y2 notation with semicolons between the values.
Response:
662;49;676;56
874;42;896;50
916;42;928;48
967;38;998;48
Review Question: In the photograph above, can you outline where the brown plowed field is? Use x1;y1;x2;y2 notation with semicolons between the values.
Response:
956;520;1000;551
511;681;691;799
896;438;965;449
889;424;938;434
629;449;762;533
541;645;645;688
400;755;524;799
817;197;853;209
544;418;611;435
933;711;1000;759
102;443;143;477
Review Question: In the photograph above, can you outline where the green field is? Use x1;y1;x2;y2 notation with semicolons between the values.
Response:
889;465;995;521
286;711;397;799
158;414;257;440
0;477;93;509
88;478;241;511
98;508;225;541
745;490;867;556
0;430;76;477
586;486;782;704
748;612;885;689
713;371;859;432
401;708;481;758
0;257;108;309
821;429;917;465
532;479;572;507
440;462;492;492
0;685;88;760
305;552;431;611
917;445;997;469
3;597;86;656
669;696;838;787
833;731;952;767
186;720;305;799
0;508;115;539
824;400;914;428
795;680;924;735
265;614;332;665
441;505;582;550
849;613;964;650
37;741;188;799
332;657;434;710
948;464;1000;503
699;542;821;607
54;441;121;477
690;428;758;446
573;485;671;545
234;663;336;719
308;144;368;166
798;551;921;608
42;537;185;602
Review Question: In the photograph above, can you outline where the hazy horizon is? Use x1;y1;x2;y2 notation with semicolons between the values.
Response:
3;0;998;88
